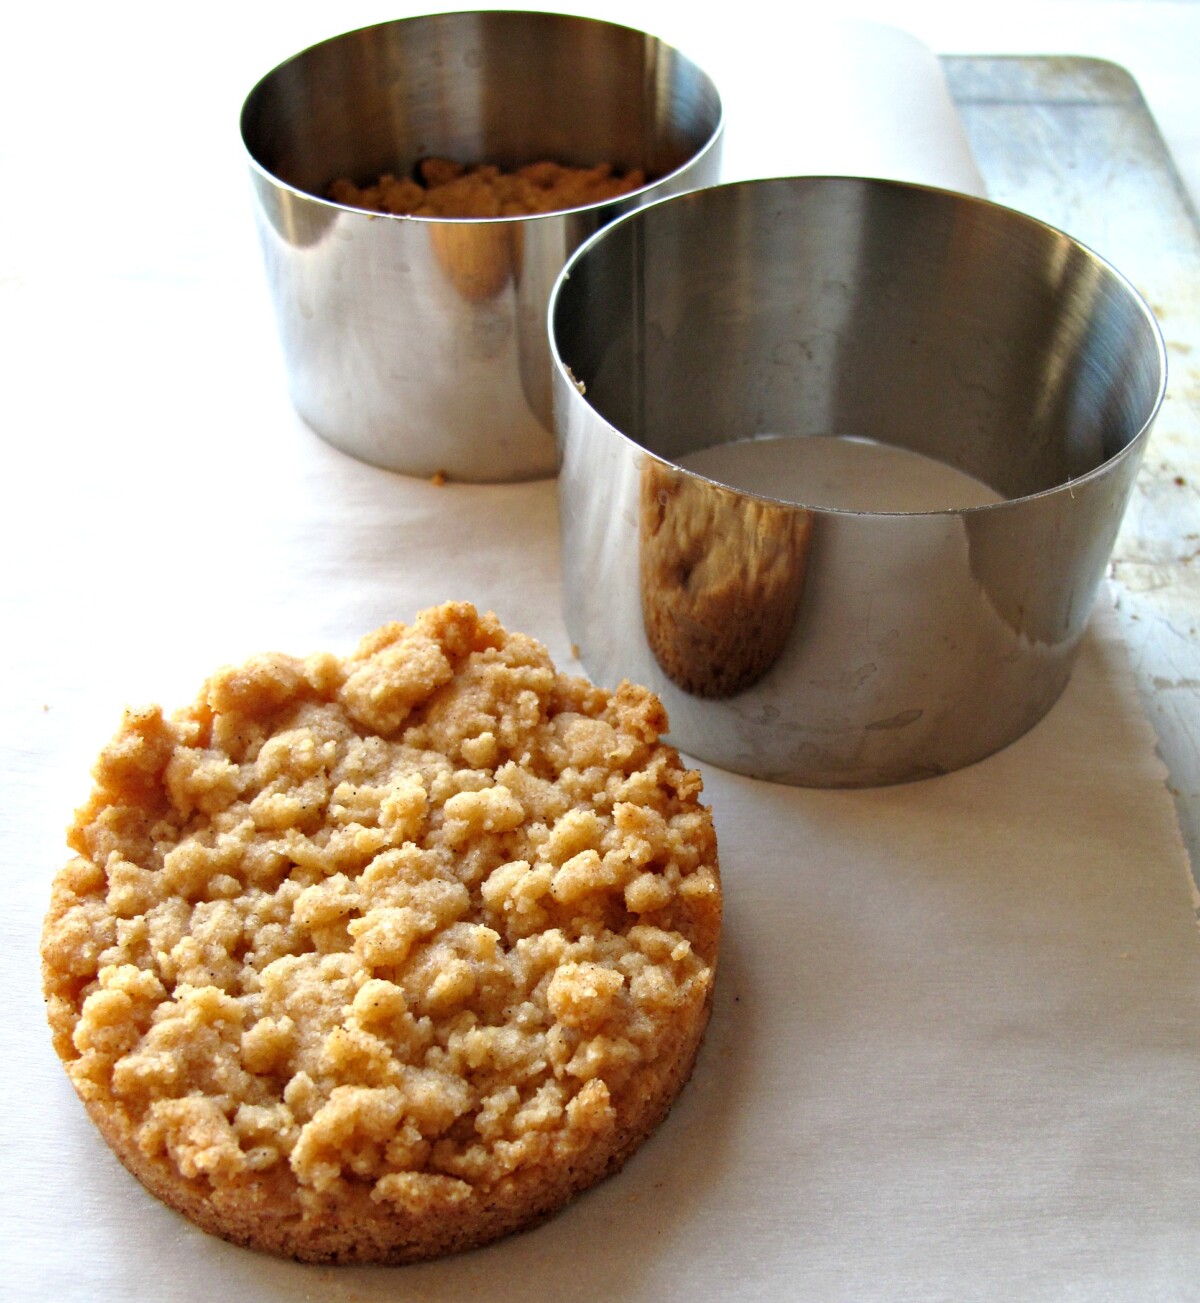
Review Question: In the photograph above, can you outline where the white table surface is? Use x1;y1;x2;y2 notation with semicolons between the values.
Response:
3;4;1198;1300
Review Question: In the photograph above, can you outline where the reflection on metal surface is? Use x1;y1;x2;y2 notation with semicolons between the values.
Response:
250;171;338;249
550;175;1166;786
428;222;516;303
240;11;723;482
964;468;1132;647
639;459;812;697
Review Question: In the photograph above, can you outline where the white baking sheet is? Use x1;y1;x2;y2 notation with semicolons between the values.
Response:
1;4;1195;1299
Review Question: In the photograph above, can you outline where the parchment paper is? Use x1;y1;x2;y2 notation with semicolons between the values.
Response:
1;5;1193;1299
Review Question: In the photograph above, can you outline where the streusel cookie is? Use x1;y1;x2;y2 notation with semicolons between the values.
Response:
41;603;720;1264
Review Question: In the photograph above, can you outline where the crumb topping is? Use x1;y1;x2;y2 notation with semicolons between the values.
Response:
43;603;719;1206
329;157;647;218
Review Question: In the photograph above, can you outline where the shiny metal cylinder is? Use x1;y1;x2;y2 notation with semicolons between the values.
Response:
550;177;1166;786
241;11;722;481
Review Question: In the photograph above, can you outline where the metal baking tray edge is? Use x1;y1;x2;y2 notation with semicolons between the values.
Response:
945;54;1200;891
